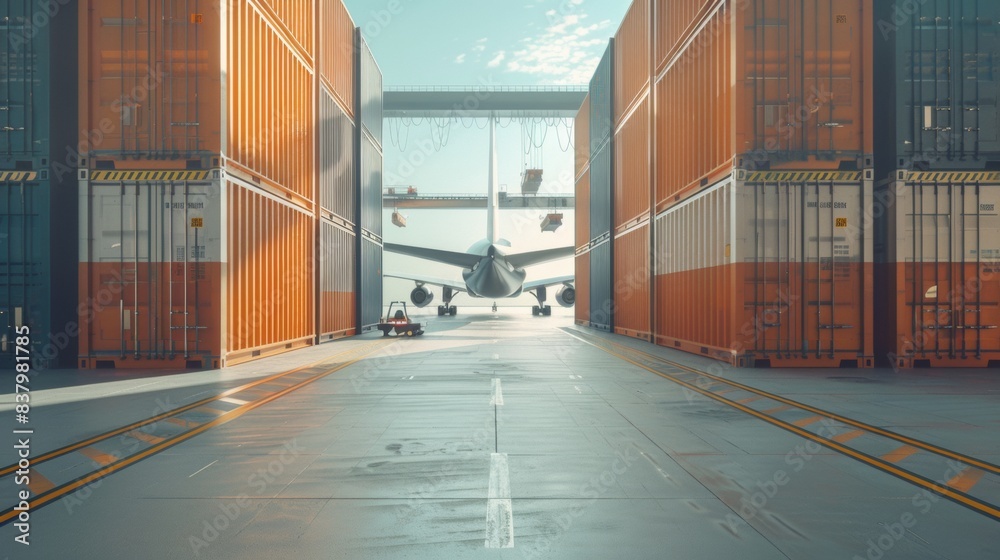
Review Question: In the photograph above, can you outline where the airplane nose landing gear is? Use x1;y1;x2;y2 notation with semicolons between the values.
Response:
492;302;498;312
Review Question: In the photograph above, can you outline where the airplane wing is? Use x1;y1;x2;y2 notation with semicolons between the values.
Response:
384;273;468;294
384;243;482;269
523;275;575;292
506;246;575;269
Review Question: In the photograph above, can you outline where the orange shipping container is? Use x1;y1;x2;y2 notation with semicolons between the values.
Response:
614;0;651;121
575;251;591;326
79;0;322;205
575;95;590;181
876;174;1000;368
614;95;650;230
614;223;651;341
655;171;874;368
653;0;715;75
320;0;356;116
654;0;873;211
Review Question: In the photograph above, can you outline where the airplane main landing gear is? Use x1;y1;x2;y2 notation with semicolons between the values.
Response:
530;287;553;317
437;287;458;316
492;302;498;312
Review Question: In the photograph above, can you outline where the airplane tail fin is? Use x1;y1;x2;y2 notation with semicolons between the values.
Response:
487;115;500;244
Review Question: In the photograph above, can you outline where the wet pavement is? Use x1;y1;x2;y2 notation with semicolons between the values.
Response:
1;308;998;559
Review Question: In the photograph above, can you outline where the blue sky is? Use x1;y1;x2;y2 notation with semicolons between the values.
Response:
343;0;632;308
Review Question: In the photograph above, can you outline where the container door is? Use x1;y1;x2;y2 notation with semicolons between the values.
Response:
957;1;1000;155
0;183;36;366
166;183;212;358
745;184;798;357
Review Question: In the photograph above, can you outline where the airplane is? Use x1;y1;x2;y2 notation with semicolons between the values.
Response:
385;117;576;317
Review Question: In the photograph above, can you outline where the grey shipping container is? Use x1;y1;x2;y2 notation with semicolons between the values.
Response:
875;0;1000;172
589;41;614;153
588;239;612;331
319;220;356;340
358;34;383;149
319;86;357;224
1;0;78;368
359;235;383;329
589;143;613;240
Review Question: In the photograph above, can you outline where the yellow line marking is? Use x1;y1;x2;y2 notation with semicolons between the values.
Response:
26;472;55;495
564;331;1000;522
126;429;166;445
949;469;987;493
581;334;1000;477
763;405;792;415
833;430;866;443
882;445;920;463
793;415;824;427
0;340;386;478
0;342;391;525
79;447;118;467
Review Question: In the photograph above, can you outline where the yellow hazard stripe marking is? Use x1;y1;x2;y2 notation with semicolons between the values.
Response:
744;171;864;183
90;170;213;182
0;171;39;182
905;171;1000;184
882;445;920;464
26;472;56;495
79;447;119;467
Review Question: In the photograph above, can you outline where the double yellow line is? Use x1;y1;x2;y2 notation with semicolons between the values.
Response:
565;330;1000;522
0;340;391;525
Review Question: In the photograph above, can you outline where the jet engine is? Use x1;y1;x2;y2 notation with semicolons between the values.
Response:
555;284;576;307
410;286;435;308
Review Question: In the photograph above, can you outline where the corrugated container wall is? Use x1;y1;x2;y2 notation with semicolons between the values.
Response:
589;240;612;331
320;0;356;116
576;170;591;252
654;172;874;368
319;221;356;340
590;144;613;242
575;251;590;326
614;224;651;340
575;97;590;251
614;0;650;121
319;88;357;224
575;95;590;182
655;0;874;210
356;32;383;329
614;96;650;230
654;0;714;73
589;42;614;152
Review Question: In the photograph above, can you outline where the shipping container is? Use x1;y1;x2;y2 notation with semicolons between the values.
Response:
319;220;356;340
1;0;78;368
655;0;874;211
655;171;875;368
654;0;714;75
590;143;613;241
589;42;614;151
614;94;650;230
589;239;613;331
256;0;314;59
576;169;591;251
319;86;356;224
874;0;1000;171
875;172;1000;368
78;173;316;369
614;222;651;340
356;30;384;330
575;249;590;326
320;0;356;117
358;35;384;149
79;0;317;205
614;0;650;121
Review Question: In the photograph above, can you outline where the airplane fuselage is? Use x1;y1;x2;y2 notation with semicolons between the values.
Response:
462;244;526;299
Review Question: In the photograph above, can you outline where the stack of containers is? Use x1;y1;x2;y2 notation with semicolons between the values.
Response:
874;0;1000;368
650;0;875;367
356;33;384;330
0;1;76;368
77;0;362;369
587;44;615;332
318;0;358;341
574;95;591;326
612;0;652;341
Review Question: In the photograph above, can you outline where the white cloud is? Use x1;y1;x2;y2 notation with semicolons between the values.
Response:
505;12;613;85
455;53;467;64
487;51;507;68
